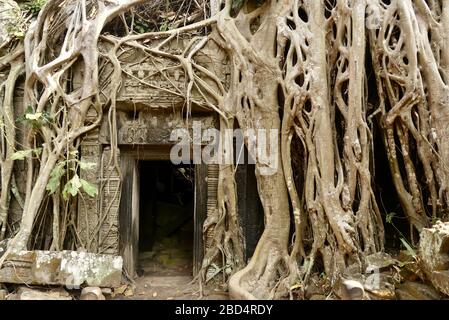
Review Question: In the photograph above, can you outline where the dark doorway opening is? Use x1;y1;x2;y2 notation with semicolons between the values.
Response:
137;161;195;276
235;162;264;261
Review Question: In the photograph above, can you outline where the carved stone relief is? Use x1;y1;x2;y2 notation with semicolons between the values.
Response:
77;129;101;252
98;147;121;255
94;36;230;109
99;109;217;145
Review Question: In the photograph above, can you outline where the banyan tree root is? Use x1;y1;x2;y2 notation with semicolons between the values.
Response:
0;0;148;261
0;0;244;273
0;42;24;241
368;0;449;234
226;0;384;299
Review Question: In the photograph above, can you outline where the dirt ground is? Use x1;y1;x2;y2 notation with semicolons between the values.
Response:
113;242;228;300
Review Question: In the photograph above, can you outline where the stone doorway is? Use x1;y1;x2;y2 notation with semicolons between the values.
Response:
118;146;209;279
137;161;194;278
116;145;264;280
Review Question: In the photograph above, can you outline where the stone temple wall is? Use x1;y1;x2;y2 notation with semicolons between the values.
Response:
76;36;228;256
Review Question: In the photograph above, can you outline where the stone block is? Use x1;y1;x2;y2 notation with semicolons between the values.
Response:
419;221;449;296
0;250;123;288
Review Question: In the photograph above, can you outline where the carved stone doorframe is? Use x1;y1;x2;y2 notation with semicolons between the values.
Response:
118;145;214;278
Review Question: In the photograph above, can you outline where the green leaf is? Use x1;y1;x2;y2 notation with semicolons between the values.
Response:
159;21;169;32
46;162;66;194
33;148;42;156
80;179;98;197
62;174;82;200
71;174;82;190
16;106;52;128
10;148;42;160
25;112;42;120
10;149;33;160
16;106;34;124
22;0;47;15
47;178;60;195
400;238;416;259
386;212;396;224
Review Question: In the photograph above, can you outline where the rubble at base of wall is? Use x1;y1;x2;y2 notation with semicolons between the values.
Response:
0;250;122;288
419;221;449;296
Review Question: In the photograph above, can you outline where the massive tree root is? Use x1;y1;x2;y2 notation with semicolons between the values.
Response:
226;0;384;299
0;42;24;241
0;0;148;261
368;0;449;235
